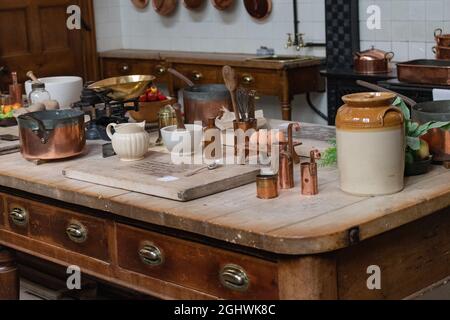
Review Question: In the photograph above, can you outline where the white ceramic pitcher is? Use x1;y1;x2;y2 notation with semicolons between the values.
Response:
106;121;150;161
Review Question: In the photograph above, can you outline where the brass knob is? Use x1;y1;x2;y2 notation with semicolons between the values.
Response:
191;71;203;82
120;64;130;73
139;243;164;266
9;206;28;227
220;264;249;292
241;74;255;85
66;221;88;243
155;65;166;75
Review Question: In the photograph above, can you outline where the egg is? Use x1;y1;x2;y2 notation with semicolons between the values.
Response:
42;100;60;110
27;103;46;113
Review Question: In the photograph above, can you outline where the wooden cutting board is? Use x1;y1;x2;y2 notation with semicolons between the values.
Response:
62;151;260;201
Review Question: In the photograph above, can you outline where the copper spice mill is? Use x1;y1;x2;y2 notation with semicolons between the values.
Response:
301;149;321;196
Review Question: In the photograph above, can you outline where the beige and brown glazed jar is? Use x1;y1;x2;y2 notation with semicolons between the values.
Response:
336;92;405;196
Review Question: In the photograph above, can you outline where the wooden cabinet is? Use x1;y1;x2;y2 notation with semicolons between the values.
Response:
101;58;169;84
116;224;278;300
99;50;324;120
2;195;111;262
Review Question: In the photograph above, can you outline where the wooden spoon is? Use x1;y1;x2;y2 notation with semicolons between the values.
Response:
26;71;40;82
172;103;186;131
168;68;195;87
222;65;240;122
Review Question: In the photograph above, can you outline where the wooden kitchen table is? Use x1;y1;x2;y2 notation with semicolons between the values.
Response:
0;125;449;300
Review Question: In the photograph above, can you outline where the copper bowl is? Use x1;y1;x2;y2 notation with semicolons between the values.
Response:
129;98;176;123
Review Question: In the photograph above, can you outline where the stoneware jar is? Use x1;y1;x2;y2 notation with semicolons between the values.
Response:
106;121;150;161
336;92;405;196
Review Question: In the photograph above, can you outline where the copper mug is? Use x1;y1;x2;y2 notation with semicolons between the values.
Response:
256;174;279;199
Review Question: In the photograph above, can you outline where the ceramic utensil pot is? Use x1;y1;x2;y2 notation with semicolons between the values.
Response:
336;92;405;196
354;46;394;74
106;122;150;161
18;110;86;161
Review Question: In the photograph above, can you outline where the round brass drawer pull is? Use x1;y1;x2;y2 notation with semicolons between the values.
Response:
139;244;164;266
120;64;130;73
220;264;249;292
66;221;88;243
155;65;166;75
241;74;255;85
9;206;28;227
191;71;203;82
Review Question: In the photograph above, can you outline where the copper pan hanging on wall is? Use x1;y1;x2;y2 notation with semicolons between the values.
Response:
152;0;178;16
211;0;234;11
131;0;149;9
244;0;272;20
183;0;205;10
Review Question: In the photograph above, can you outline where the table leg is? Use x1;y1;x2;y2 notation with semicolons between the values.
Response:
280;72;292;121
0;246;19;300
280;97;292;121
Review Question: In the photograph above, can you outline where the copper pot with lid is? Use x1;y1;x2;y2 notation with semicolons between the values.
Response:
435;28;450;47
354;46;394;74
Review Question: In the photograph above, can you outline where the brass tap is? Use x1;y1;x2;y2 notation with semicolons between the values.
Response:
295;33;305;51
285;33;294;49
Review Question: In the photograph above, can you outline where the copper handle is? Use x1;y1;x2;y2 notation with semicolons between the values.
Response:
120;64;130;73
242;74;255;85
155;65;166;75
66;221;88;243
435;28;443;37
220;264;249;292
10;206;28;227
191;71;203;82
139;244;164;266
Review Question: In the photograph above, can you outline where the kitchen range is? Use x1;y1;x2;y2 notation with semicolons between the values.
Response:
0;0;450;305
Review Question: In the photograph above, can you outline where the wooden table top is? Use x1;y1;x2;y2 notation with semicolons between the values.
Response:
98;49;324;70
1;123;449;255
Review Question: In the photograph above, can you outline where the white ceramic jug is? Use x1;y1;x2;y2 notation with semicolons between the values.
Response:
106;121;150;161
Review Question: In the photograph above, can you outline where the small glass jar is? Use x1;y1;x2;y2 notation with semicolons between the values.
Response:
28;82;51;104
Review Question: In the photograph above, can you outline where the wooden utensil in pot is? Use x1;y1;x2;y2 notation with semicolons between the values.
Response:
222;65;240;122
172;103;186;130
168;68;195;87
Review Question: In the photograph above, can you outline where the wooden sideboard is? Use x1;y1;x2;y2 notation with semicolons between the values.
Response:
99;50;325;121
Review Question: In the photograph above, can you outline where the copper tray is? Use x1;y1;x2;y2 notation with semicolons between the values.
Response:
397;59;450;85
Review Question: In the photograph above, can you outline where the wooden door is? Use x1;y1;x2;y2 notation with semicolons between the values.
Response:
0;0;98;91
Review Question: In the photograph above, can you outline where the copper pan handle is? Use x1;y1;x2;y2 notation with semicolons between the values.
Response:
20;114;50;144
385;52;395;61
356;80;417;107
435;28;443;37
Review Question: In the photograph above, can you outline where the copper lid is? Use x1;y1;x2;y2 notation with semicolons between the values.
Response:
336;92;404;129
355;46;394;61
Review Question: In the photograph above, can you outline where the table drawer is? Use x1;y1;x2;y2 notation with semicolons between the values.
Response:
172;64;219;87
116;224;278;299
2;195;110;262
102;58;169;82
0;196;4;227
235;68;281;95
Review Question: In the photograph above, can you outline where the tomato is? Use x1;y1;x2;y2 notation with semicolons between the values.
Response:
139;95;147;102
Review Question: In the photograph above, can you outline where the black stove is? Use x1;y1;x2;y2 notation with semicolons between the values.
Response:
73;84;140;141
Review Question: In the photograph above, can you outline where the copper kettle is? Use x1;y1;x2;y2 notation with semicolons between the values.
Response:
354;46;394;74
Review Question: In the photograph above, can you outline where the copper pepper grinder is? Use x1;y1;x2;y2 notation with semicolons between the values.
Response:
278;123;297;189
301;149;321;196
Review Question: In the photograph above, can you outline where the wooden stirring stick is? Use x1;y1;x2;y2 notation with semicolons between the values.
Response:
222;65;240;122
172;103;186;131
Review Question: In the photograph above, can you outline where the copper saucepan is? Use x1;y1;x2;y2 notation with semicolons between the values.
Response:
354;46;394;74
433;46;450;60
17;110;86;161
435;28;450;47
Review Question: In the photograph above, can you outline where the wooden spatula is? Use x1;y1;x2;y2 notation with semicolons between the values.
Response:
172;103;186;131
222;65;240;122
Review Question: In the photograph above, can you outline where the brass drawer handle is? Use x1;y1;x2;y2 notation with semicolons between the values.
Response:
66;221;88;243
191;71;203;82
120;64;130;73
220;264;249;292
139;243;164;266
242;74;255;85
9;206;28;227
155;65;166;75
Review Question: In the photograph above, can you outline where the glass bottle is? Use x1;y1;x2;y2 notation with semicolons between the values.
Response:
28;82;51;104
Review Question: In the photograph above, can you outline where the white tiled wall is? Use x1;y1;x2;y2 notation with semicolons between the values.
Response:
360;0;450;61
94;0;123;51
